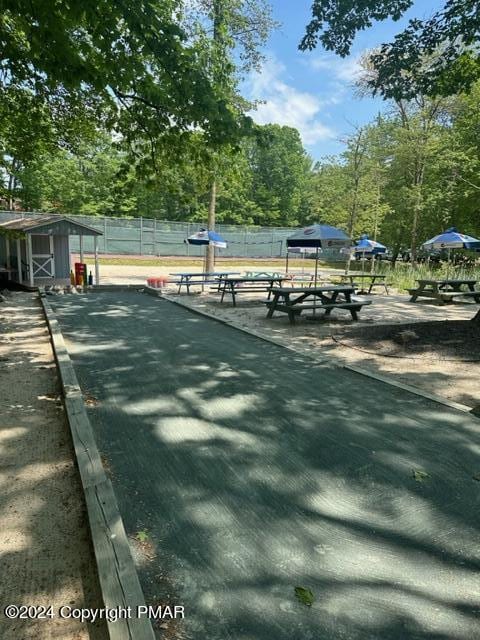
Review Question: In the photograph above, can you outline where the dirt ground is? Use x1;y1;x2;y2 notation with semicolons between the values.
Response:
163;287;480;411
0;292;107;640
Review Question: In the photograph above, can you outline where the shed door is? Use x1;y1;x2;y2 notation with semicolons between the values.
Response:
31;235;55;278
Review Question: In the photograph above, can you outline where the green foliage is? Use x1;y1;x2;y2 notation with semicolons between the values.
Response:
135;530;149;543
300;1;480;99
294;586;315;607
1;0;252;174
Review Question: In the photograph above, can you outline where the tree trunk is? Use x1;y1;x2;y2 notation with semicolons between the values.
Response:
206;179;217;273
7;158;17;210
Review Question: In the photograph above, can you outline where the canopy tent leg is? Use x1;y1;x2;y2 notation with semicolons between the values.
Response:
5;237;10;279
26;234;34;287
16;239;22;284
94;235;100;285
79;234;84;263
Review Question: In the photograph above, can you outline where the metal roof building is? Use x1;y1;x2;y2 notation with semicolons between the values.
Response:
0;215;103;287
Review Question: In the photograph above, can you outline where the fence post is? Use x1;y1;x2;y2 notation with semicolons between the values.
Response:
153;219;157;256
186;223;190;256
139;216;143;255
104;217;108;253
244;228;248;258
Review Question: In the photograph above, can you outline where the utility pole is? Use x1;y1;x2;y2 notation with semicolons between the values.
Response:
206;0;225;273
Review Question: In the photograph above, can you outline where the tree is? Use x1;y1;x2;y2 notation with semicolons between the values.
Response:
180;0;276;270
1;0;250;165
300;0;480;99
245;125;312;226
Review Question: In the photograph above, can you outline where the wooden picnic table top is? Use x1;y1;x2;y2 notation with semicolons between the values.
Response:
416;278;478;284
270;285;356;296
219;275;285;283
342;273;387;280
170;271;240;278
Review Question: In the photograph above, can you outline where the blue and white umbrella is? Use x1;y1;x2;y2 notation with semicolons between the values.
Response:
422;227;480;251
286;224;351;284
286;224;351;249
354;234;387;255
186;228;227;248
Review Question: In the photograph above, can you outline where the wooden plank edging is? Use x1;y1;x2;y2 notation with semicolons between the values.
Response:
40;296;155;640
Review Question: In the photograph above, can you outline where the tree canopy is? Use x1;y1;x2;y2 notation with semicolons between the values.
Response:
300;0;480;99
1;0;251;155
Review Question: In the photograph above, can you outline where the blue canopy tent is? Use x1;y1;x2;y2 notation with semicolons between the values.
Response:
422;227;480;251
186;229;228;286
354;234;387;273
186;229;227;249
421;227;480;276
355;234;387;255
286;224;351;285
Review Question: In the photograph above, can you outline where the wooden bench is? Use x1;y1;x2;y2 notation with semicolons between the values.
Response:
265;300;371;324
407;288;480;304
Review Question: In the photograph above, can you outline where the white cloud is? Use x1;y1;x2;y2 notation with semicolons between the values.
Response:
246;57;336;146
309;53;363;83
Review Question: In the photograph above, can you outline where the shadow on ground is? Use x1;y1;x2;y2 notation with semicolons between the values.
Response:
50;291;480;640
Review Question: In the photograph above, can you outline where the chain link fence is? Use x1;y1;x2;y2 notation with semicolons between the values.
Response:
0;211;344;260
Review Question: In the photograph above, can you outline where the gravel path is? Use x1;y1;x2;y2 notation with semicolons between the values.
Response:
0;292;107;640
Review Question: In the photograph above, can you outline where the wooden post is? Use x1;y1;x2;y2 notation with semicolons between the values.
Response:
5;236;10;279
139;216;143;255
49;234;55;278
94;236;100;285
16;238;22;283
79;234;84;263
26;234;34;286
206;180;216;272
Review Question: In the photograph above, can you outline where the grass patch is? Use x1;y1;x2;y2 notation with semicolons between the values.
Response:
374;261;480;291
83;256;334;269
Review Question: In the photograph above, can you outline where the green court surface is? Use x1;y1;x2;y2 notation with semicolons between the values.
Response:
50;291;480;640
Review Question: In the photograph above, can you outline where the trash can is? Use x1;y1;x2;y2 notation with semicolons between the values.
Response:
74;262;87;286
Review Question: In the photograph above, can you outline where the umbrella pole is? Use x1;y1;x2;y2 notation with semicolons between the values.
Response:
202;248;207;292
286;250;289;275
447;248;451;280
315;246;319;286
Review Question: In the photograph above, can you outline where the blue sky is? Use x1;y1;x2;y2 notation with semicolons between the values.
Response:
244;0;443;161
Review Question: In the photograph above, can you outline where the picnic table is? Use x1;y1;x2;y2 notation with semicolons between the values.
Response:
218;275;285;307
170;271;240;294
408;278;480;304
244;270;284;279
265;285;371;325
340;273;389;294
285;273;315;287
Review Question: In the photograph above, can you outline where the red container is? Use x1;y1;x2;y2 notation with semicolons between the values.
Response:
74;262;87;286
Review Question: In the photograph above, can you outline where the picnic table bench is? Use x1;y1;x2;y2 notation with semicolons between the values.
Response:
339;273;389;294
265;285;371;325
218;275;285;307
170;271;240;294
408;278;480;304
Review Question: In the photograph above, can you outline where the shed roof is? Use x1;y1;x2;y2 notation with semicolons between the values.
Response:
0;215;103;237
